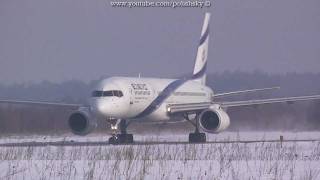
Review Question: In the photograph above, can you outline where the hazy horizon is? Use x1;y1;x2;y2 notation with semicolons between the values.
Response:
1;0;319;84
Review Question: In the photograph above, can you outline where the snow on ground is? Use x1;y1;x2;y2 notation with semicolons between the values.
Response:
0;132;319;179
1;131;319;143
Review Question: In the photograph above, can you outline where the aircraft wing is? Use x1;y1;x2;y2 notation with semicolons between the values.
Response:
167;95;320;114
214;87;280;98
219;95;320;107
166;102;211;114
0;100;80;107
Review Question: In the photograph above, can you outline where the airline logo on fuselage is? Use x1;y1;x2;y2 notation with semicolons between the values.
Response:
131;83;151;96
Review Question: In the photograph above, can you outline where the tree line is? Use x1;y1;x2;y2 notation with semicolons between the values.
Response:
0;71;319;135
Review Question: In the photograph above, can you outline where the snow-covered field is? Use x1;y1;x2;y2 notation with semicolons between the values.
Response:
0;132;319;180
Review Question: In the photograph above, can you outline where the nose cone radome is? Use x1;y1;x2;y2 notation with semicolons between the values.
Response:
91;99;108;116
91;98;128;118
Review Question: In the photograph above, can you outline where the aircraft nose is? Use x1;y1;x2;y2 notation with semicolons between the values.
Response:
91;99;106;115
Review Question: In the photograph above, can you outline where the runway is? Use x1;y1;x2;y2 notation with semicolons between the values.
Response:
0;138;319;147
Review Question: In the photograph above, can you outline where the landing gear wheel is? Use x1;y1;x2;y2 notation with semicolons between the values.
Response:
189;133;206;143
118;134;133;143
108;119;134;145
108;134;134;144
108;136;117;144
184;113;206;143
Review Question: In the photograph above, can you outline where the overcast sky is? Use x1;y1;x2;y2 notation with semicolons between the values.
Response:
0;0;319;84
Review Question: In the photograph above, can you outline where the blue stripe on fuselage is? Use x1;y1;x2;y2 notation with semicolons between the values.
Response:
133;79;187;119
133;63;207;119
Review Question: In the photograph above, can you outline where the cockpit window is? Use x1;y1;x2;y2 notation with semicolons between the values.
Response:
103;91;113;97
92;91;103;97
114;90;123;97
92;90;123;97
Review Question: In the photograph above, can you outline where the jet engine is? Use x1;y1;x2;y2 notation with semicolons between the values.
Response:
68;107;97;135
198;105;230;133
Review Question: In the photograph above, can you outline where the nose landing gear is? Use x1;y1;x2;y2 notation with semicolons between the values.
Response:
108;119;134;144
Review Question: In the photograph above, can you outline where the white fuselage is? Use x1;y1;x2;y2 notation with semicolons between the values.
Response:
90;77;213;123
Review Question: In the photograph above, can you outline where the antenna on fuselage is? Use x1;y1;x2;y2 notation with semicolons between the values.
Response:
138;73;141;78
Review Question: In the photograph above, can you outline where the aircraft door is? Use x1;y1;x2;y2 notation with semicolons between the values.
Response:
129;87;134;105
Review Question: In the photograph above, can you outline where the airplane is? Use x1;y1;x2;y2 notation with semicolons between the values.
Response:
1;12;320;144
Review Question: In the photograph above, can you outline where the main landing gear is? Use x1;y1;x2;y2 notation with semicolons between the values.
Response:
108;119;134;145
184;114;206;143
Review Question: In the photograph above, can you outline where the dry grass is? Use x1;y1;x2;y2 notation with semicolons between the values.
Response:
0;137;319;179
